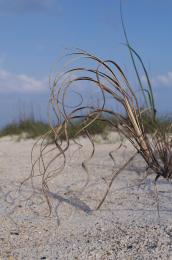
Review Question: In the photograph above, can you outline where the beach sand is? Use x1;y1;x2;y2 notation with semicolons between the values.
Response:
1;134;172;259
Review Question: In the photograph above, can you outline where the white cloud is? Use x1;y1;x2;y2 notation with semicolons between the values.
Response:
141;71;172;87
0;0;55;14
0;69;47;92
153;72;172;87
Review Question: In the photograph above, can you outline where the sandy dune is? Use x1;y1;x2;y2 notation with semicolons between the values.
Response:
1;134;172;259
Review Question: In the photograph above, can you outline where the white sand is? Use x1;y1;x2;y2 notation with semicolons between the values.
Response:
1;134;172;259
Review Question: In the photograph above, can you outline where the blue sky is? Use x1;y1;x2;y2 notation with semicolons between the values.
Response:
0;0;172;127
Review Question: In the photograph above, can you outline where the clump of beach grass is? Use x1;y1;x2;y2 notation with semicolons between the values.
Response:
26;45;172;214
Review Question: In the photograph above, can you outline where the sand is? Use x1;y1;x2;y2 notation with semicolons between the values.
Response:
1;134;172;259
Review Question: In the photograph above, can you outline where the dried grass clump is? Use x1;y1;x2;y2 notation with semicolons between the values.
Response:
29;49;172;212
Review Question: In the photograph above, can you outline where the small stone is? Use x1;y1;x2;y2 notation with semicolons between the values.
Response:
10;231;19;235
127;245;133;249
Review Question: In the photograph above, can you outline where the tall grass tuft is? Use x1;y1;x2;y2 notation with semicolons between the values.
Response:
28;49;172;213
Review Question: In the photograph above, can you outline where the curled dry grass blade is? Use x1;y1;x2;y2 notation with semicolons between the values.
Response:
28;50;172;213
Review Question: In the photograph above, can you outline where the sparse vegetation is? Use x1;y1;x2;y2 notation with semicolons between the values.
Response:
25;46;172;214
0;113;171;140
0;118;51;139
